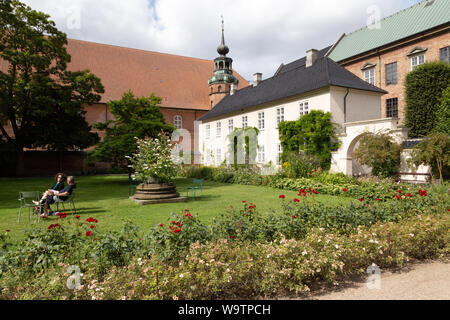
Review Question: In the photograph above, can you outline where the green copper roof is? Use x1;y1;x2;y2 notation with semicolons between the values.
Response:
328;0;450;62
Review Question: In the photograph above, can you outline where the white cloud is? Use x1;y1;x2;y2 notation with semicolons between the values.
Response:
22;0;415;81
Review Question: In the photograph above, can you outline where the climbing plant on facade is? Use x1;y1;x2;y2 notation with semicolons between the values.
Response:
278;110;341;170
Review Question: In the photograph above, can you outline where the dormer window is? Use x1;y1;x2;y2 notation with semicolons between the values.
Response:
218;86;222;93
361;63;376;85
407;47;427;71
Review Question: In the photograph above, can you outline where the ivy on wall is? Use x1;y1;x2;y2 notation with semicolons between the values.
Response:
278;110;341;170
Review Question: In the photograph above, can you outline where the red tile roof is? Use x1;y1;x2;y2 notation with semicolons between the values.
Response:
65;39;249;110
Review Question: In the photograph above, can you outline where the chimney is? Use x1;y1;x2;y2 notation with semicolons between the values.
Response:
230;83;238;95
306;49;319;67
253;73;262;87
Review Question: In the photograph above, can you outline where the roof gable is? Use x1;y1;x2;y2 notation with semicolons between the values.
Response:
328;0;450;62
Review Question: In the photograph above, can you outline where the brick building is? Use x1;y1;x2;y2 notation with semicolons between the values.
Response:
0;35;248;174
65;38;248;150
326;0;450;124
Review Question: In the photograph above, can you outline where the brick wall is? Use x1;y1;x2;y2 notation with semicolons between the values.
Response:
341;30;450;125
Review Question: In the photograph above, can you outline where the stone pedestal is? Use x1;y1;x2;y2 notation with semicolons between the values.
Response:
131;183;187;205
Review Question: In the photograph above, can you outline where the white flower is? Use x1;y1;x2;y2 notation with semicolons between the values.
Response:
335;244;339;249
179;274;184;279
409;233;415;237
302;250;308;256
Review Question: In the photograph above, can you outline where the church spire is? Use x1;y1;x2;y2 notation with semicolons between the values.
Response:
217;16;230;56
208;16;239;109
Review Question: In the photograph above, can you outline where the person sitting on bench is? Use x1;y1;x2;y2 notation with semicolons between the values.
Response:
34;176;77;218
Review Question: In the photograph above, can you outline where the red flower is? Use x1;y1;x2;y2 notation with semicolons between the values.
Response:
75;215;81;219
174;229;181;233
5;230;10;233
159;224;164;227
86;217;94;223
177;221;182;227
279;195;285;199
376;198;381;201
171;221;176;224
292;215;297;219
242;201;246;203
85;231;92;237
397;190;402;194
230;236;234;239
359;198;364;202
342;188;347;192
90;225;95;229
294;199;300;203
185;213;192;217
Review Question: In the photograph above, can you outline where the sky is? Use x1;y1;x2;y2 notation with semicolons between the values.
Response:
22;0;424;81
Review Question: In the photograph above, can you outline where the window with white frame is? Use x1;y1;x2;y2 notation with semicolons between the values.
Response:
258;145;265;163
205;124;211;139
277;144;283;165
174;115;182;129
258;112;265;130
299;101;309;117
277;108;285;125
228;119;234;133
216;148;222;164
363;68;375;85
411;54;425;71
242;116;248;129
216;122;222;137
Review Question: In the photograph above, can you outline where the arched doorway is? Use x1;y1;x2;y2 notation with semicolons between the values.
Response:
346;134;372;177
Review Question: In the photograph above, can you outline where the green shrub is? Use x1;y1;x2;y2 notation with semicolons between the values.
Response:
405;61;450;138
353;132;402;178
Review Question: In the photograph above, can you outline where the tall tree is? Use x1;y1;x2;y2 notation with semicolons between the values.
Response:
0;0;104;175
88;90;175;171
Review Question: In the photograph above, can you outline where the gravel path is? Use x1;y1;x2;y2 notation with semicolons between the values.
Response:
303;261;450;300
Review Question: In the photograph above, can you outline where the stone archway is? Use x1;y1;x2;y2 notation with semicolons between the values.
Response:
346;133;372;177
331;118;408;176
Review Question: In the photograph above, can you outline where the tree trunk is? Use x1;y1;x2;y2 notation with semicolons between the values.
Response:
58;150;63;172
16;148;25;177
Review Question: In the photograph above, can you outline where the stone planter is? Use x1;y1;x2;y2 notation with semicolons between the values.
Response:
131;183;187;205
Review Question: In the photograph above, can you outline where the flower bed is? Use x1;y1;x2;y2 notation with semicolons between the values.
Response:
0;189;448;300
180;166;429;202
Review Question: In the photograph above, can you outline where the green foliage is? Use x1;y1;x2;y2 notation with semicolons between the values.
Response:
408;133;450;182
353;132;402;178
434;86;450;135
280;151;322;178
0;0;104;175
0;197;448;300
278;110;341;170
88;91;174;171
146;210;211;261
405;62;450;138
128;133;179;184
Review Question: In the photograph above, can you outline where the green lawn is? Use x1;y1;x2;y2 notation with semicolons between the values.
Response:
0;175;352;243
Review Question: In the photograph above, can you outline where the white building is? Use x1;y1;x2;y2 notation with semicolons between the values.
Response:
197;48;422;178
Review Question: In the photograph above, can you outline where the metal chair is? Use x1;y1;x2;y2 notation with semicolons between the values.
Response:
187;179;204;199
55;192;76;215
18;191;42;223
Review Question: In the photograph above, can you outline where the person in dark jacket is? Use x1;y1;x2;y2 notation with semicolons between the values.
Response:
34;173;66;205
35;176;77;218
